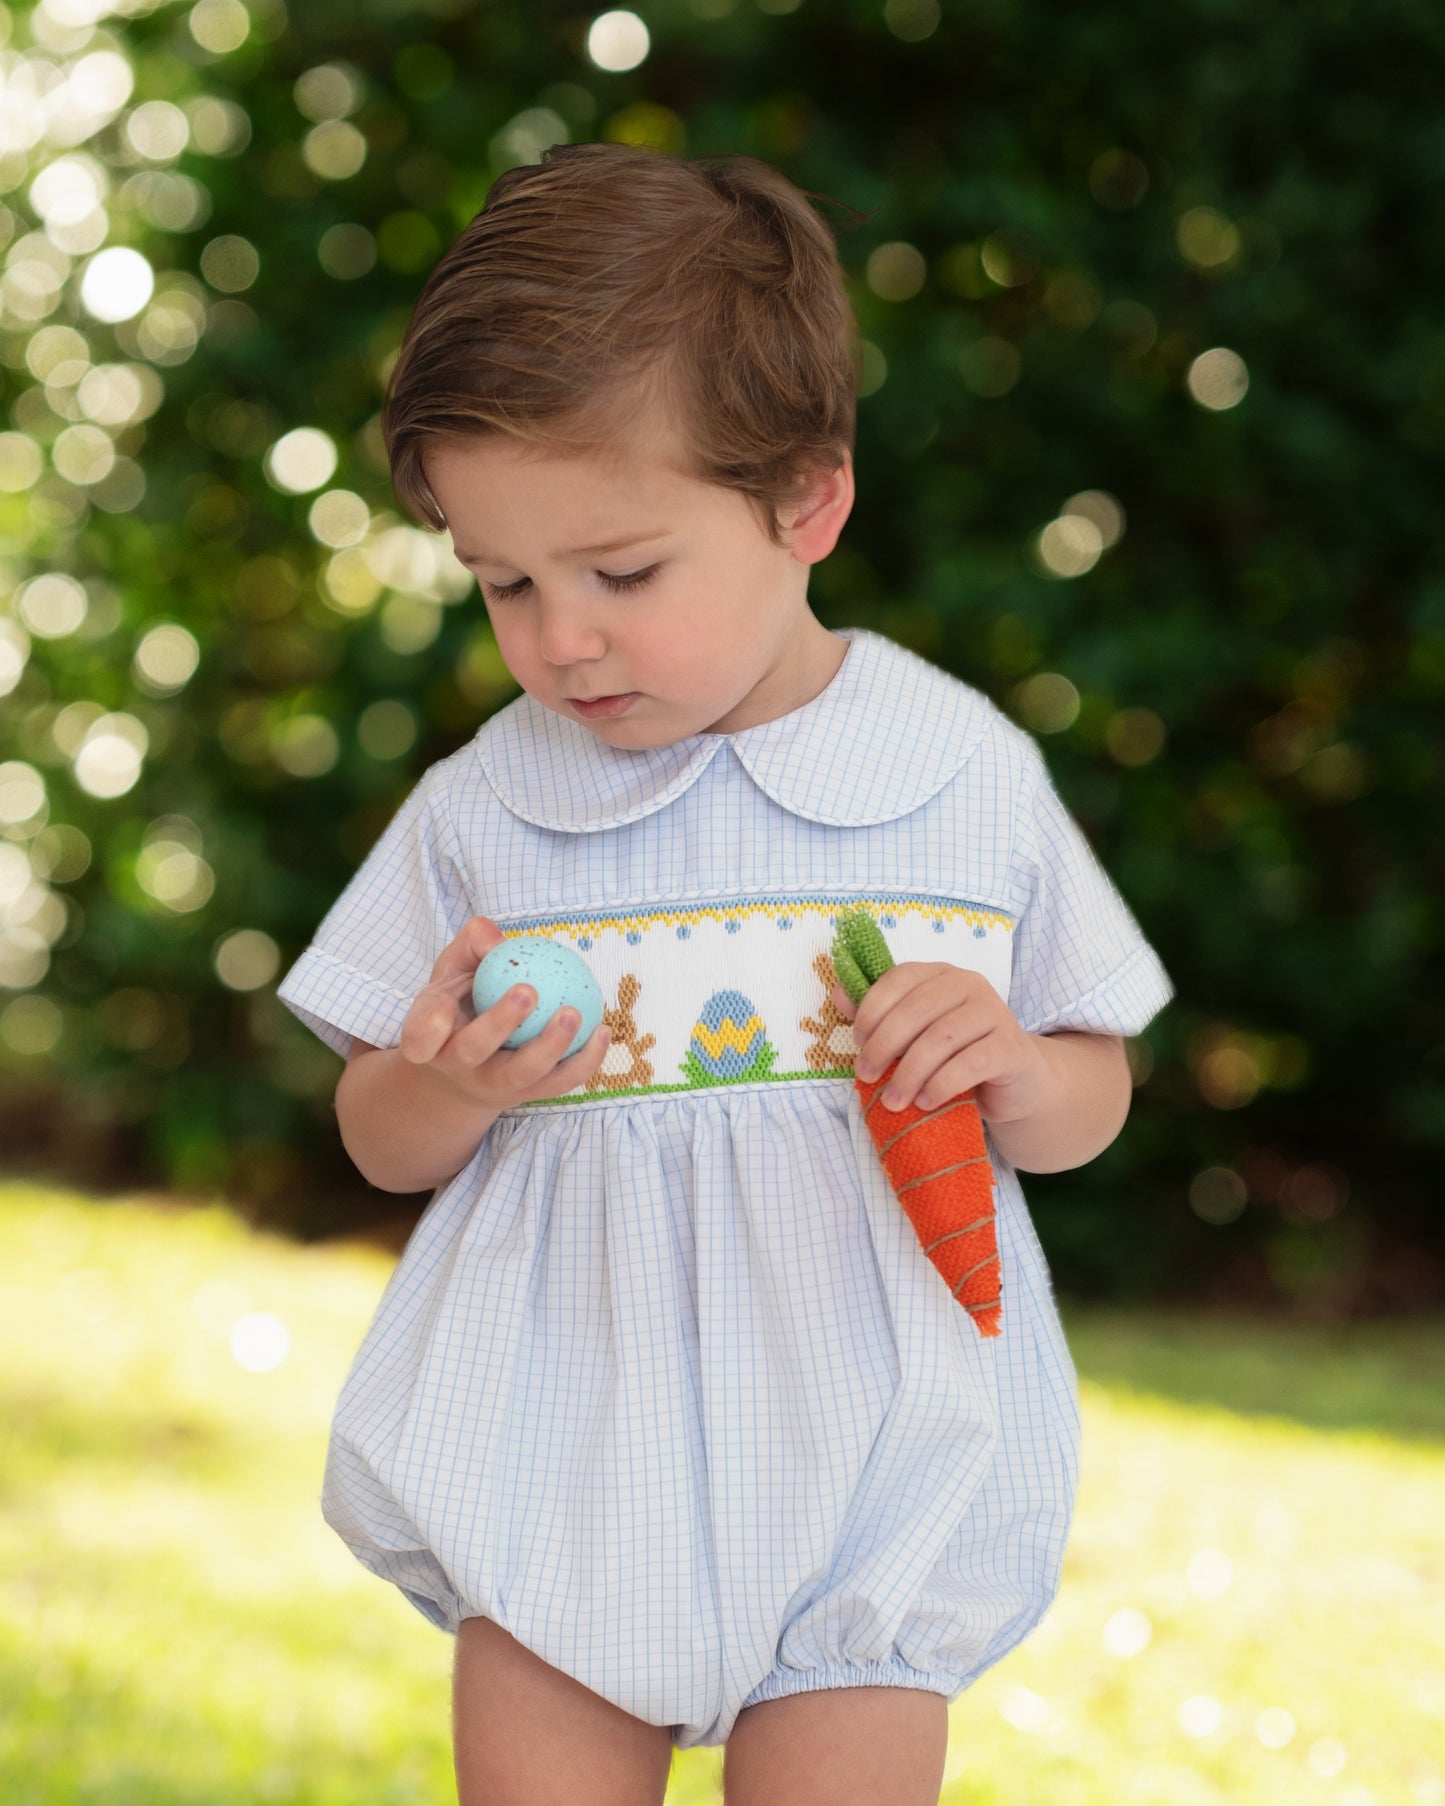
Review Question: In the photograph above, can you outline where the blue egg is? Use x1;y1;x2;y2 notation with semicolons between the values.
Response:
471;936;604;1060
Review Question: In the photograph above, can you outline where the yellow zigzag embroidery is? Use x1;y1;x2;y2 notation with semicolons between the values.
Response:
691;1015;765;1061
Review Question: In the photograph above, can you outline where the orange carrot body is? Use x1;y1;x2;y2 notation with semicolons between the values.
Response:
855;1059;1001;1337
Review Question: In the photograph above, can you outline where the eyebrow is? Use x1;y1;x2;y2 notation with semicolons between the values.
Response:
453;530;670;563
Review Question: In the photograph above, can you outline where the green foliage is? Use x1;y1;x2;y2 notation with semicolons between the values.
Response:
0;0;1441;1307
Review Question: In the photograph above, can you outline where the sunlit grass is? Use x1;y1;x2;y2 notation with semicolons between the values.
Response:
1;1178;1441;1805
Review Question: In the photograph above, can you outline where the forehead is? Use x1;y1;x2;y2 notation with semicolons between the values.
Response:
424;414;743;558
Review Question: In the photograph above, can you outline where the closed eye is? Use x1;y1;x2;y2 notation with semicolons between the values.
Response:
479;565;661;602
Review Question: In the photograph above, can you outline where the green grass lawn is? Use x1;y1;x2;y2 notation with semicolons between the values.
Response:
2;1177;1442;1805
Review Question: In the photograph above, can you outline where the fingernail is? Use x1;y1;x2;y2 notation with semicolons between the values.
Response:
883;1088;905;1110
856;1060;876;1082
511;987;537;1009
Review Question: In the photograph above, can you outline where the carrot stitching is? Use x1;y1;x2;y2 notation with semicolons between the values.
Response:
953;1256;997;1300
866;1094;981;1156
920;1211;997;1252
895;1156;992;1195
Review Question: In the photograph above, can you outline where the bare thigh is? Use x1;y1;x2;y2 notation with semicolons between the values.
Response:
452;1615;675;1806
723;1686;949;1806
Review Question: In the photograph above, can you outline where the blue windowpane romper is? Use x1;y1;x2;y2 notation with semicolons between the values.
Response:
277;627;1174;1749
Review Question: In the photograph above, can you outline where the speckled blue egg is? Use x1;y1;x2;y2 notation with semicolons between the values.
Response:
472;937;604;1060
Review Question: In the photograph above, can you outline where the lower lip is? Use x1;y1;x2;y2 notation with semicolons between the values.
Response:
570;692;639;719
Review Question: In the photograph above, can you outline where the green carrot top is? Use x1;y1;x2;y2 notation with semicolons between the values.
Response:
831;907;896;1007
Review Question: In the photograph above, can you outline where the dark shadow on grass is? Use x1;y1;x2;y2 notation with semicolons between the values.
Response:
1061;1306;1445;1448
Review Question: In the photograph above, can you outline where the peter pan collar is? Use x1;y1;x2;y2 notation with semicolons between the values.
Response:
472;626;993;832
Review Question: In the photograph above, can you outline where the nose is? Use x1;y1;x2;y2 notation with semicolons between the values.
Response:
534;593;607;668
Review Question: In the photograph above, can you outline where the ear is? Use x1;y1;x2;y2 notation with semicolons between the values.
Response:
781;452;855;565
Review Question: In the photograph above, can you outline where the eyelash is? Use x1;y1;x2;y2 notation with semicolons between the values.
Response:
479;565;661;602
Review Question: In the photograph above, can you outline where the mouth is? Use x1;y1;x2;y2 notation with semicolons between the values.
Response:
568;691;640;719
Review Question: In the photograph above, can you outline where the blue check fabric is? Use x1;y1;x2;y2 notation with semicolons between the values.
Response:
277;626;1174;1748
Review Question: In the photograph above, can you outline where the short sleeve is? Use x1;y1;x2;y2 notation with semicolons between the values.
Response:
1006;743;1174;1038
275;761;477;1060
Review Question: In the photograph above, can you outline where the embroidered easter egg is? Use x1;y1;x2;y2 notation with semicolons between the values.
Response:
472;936;604;1060
686;989;768;1082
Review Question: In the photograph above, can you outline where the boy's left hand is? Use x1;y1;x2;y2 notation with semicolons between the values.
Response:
831;961;1052;1123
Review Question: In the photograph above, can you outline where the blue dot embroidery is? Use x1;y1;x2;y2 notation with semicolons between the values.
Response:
933;920;945;933
974;925;987;938
578;937;593;951
778;917;792;930
677;924;690;939
626;930;641;946
725;919;741;934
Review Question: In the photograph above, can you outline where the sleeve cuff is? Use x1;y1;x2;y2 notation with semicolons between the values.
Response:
1019;940;1175;1039
275;945;416;1061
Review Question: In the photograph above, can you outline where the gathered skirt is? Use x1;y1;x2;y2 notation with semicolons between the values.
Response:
320;1078;1080;1748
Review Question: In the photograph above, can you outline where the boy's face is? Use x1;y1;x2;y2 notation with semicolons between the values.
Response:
424;409;853;747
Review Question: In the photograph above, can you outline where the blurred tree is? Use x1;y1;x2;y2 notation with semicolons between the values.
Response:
0;0;1440;1315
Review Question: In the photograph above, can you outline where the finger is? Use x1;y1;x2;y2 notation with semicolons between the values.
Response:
915;1040;1001;1111
489;1003;585;1081
849;963;943;1050
428;915;505;989
852;989;946;1080
399;994;459;1064
906;1015;1001;1109
870;1010;986;1105
452;983;539;1067
530;1021;614;1098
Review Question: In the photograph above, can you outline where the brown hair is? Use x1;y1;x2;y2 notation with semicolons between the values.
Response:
382;141;868;549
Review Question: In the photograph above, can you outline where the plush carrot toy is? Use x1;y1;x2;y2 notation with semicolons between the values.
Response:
832;907;1002;1338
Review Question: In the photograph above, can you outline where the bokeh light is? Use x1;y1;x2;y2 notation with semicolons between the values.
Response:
133;622;201;693
1061;489;1126;549
1188;346;1250;410
16;573;87;637
270;714;340;777
199;233;259;292
1033;515;1103;578
1177;205;1242;270
1012;672;1081;734
1106;707;1166;766
72;715;147;800
0;619;30;697
264;426;338;494
586;10;650;73
1189;1166;1248;1224
308;487;370;547
866;241;926;301
883;0;940;41
214;927;281;992
188;0;251;57
78;244;152;321
357;698;418;761
294;62;363;121
124;99;189;161
0;431;44;491
302;119;367;181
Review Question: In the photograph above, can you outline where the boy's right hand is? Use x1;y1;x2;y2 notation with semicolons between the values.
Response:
397;916;612;1108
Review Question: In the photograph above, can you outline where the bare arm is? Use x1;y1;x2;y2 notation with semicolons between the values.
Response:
336;1042;503;1194
983;1030;1133;1173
